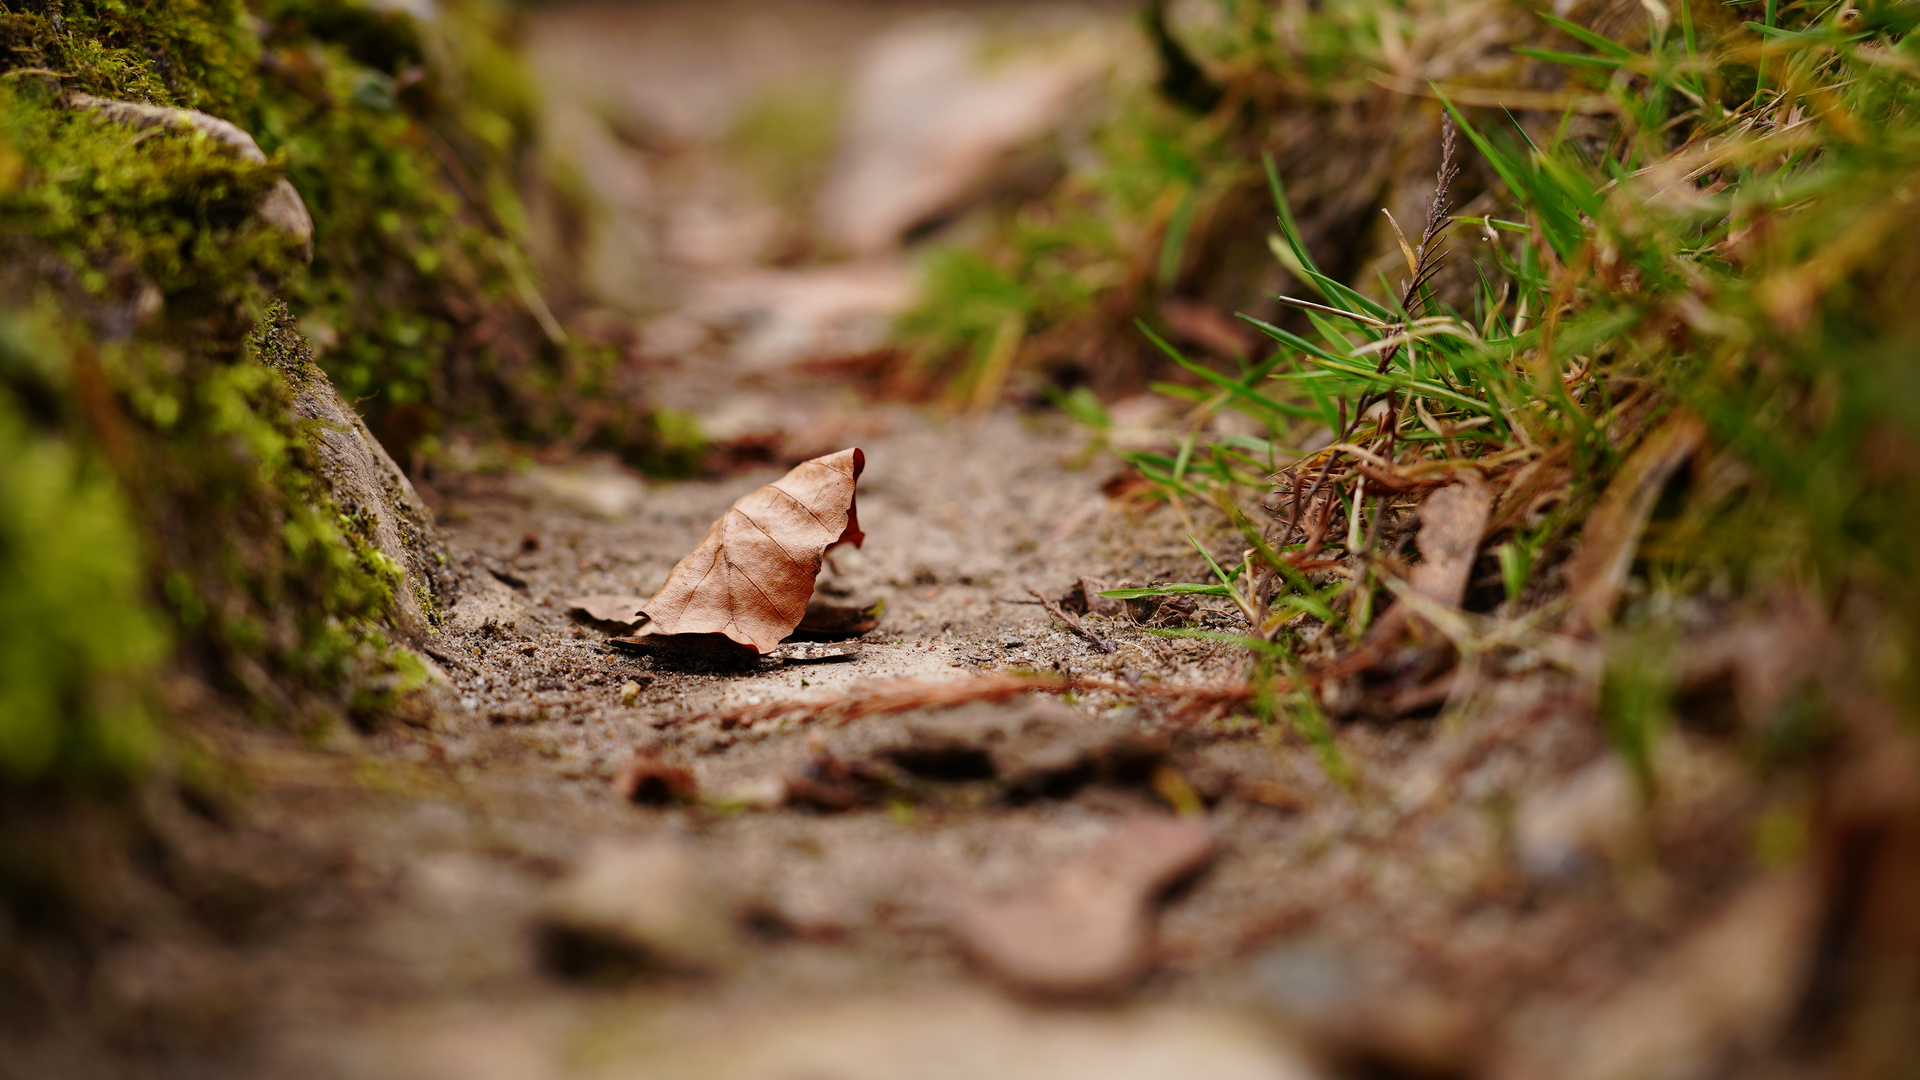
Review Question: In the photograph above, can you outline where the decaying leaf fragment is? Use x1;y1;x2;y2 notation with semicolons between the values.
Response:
641;448;866;655
1358;473;1494;651
1563;413;1706;637
566;595;648;630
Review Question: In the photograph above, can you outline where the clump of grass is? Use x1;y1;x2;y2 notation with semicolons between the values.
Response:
1020;0;1920;693
891;68;1252;404
890;0;1537;404
1005;7;1920;1059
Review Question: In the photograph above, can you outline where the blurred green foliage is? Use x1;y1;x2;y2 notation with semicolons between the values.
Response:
0;318;163;783
252;0;547;424
896;86;1241;401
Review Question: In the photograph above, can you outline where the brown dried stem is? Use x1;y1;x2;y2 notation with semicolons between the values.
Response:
1273;115;1463;550
1027;587;1119;654
681;673;1258;730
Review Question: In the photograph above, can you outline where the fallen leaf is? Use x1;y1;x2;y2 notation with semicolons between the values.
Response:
567;594;649;629
1563;413;1706;636
1318;474;1494;716
641;448;866;655
952;816;1215;997
1058;577;1124;618
1405;473;1494;610
1128;593;1198;627
1354;473;1494;653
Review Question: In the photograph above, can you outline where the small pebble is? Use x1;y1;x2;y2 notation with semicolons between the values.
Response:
999;635;1024;648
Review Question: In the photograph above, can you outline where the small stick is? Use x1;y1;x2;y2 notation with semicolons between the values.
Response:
1028;587;1119;654
681;672;1258;730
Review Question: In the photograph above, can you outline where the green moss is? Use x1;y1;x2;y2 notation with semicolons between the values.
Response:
0;315;164;784
0;0;590;447
0;81;297;290
254;3;536;424
628;407;706;479
0;0;257;116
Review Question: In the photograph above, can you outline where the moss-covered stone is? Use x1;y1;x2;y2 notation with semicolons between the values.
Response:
0;1;538;781
0;0;594;443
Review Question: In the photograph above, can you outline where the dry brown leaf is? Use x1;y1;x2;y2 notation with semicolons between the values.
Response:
1356;473;1494;652
1406;473;1494;608
641;448;866;655
953;817;1216;997
1059;577;1124;618
566;595;648;629
1563;413;1706;637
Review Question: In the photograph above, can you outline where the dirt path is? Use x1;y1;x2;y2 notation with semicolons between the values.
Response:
73;6;1807;1079
192;371;1745;1080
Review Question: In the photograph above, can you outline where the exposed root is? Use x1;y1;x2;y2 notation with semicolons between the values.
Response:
681;672;1256;730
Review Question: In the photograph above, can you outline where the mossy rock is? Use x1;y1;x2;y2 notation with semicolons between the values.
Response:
253;303;457;640
0;0;520;781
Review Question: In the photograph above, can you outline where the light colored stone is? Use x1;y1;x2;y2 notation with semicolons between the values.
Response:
644;994;1322;1080
67;92;314;260
521;464;648;520
250;314;454;640
953;816;1215;996
306;992;1323;1080
537;838;737;974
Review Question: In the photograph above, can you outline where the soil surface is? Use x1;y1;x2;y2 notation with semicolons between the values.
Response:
135;370;1777;1080
25;5;1806;1079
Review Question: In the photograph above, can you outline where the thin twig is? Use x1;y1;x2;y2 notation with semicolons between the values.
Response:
1028;587;1119;654
680;672;1257;730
